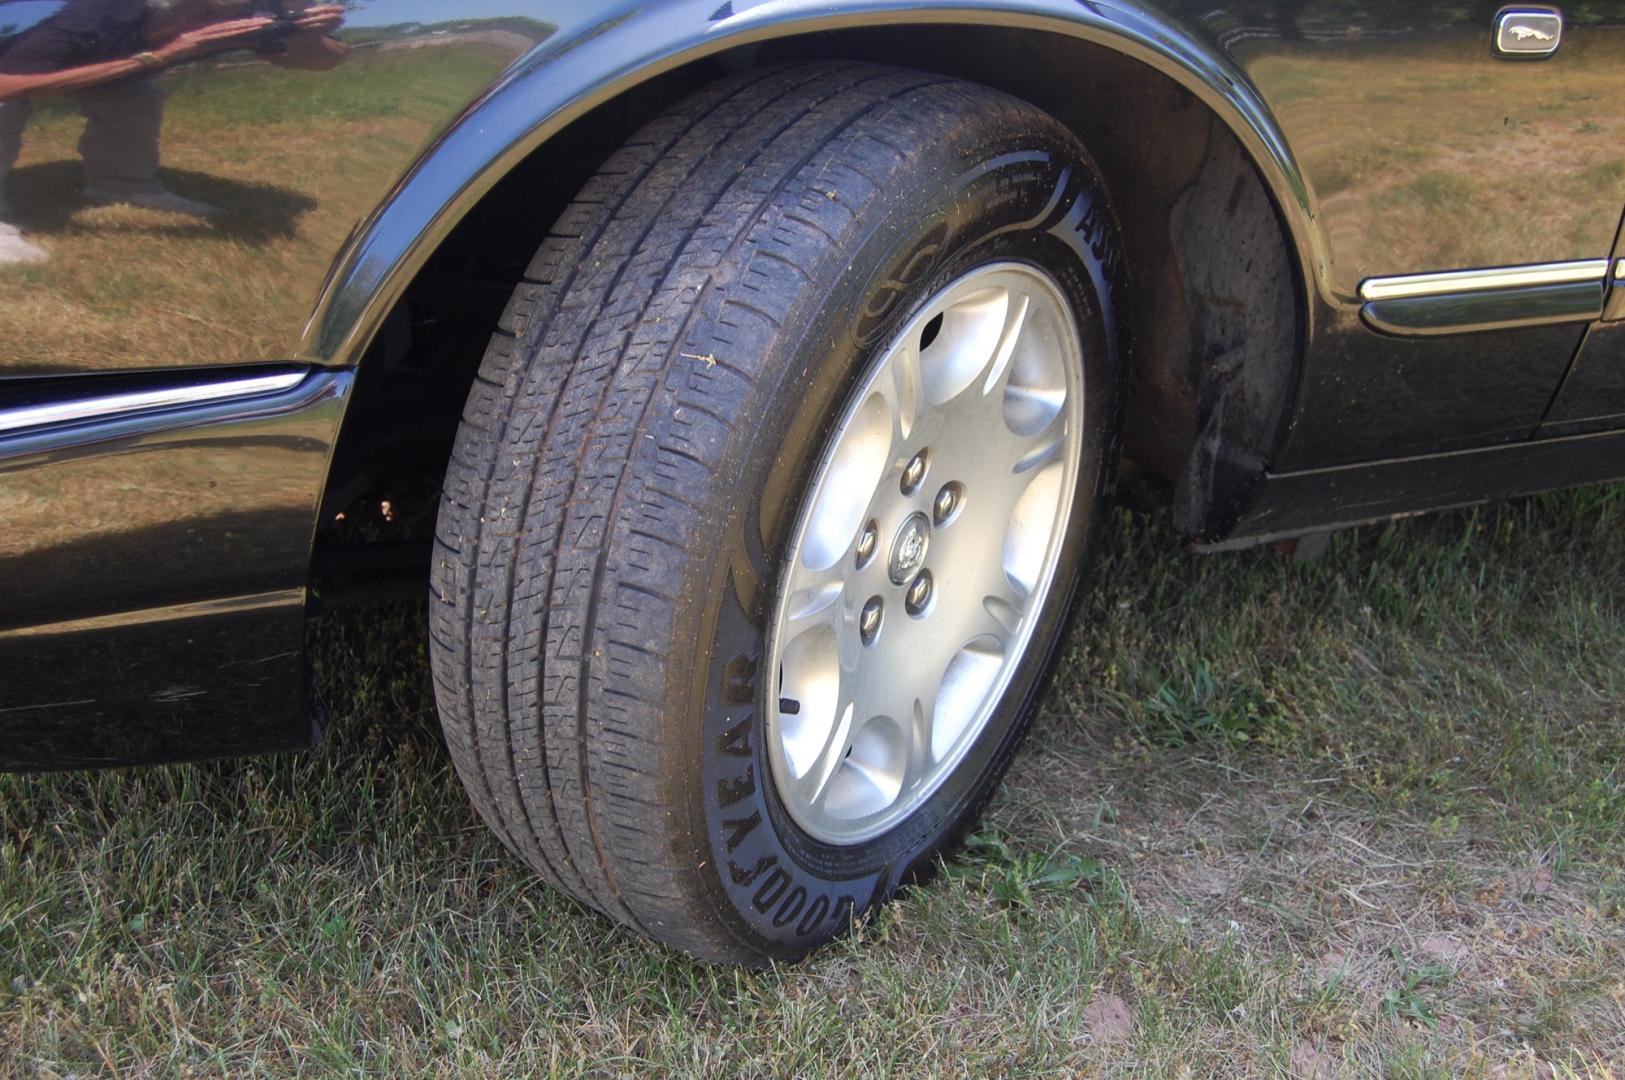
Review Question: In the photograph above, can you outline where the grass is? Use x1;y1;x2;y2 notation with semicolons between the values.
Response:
2;485;1622;1076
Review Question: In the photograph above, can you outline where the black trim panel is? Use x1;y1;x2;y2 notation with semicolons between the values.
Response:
1204;424;1625;549
0;369;350;771
0;593;315;772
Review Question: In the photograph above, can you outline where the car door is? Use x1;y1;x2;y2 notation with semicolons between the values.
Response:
1540;235;1625;436
1204;1;1625;467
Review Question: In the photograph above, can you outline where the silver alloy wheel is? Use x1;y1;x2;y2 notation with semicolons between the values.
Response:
765;262;1086;845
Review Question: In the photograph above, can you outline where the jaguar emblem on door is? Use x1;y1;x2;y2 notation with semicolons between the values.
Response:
1495;8;1563;57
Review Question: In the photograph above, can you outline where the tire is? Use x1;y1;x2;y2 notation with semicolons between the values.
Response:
430;61;1126;964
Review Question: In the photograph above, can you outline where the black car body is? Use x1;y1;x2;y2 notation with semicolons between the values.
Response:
2;3;1621;774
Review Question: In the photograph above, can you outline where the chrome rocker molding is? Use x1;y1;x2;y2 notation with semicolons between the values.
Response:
0;370;308;437
1359;259;1625;336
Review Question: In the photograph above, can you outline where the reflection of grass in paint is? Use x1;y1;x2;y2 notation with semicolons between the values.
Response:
0;46;511;371
1254;34;1625;282
1580;158;1625;183
1393;172;1473;212
165;46;503;126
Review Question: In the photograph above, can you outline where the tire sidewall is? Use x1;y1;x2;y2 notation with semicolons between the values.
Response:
686;121;1126;960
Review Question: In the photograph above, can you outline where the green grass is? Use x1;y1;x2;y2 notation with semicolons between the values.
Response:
2;487;1623;1076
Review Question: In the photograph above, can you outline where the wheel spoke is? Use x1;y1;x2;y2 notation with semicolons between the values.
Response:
957;279;1070;458
923;285;1032;415
781;571;845;627
1009;406;1069;476
940;553;1025;654
935;332;1068;511
878;337;924;448
931;636;1005;761
858;619;946;728
978;288;1032;398
926;397;1066;591
904;695;935;790
975;580;1025;646
797;390;893;571
799;696;855;808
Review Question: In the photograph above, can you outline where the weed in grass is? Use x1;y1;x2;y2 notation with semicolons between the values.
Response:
1138;660;1284;749
951;829;1111;912
1380;947;1454;1029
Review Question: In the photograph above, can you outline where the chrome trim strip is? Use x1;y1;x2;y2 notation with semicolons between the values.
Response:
1363;280;1604;337
1615;259;1625;282
0;370;306;437
1360;260;1610;303
0;588;302;639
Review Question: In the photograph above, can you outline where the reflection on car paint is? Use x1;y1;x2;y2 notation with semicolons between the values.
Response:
0;0;555;373
1225;5;1625;297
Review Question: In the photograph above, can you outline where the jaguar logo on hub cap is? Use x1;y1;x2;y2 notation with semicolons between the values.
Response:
889;512;931;584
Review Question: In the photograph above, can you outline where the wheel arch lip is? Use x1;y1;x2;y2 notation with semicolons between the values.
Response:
298;0;1324;371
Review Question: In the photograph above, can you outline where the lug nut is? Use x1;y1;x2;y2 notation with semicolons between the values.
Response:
860;596;884;644
905;571;933;616
933;483;960;525
901;449;928;495
855;519;878;567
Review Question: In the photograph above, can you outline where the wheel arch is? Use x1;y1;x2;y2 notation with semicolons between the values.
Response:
305;2;1317;366
310;2;1309;571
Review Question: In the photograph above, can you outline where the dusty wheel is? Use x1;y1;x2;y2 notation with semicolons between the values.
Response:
430;61;1125;964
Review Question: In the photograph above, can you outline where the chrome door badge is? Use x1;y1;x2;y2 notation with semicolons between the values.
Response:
1495;8;1563;57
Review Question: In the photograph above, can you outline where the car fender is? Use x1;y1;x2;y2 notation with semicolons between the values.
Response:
301;0;1323;369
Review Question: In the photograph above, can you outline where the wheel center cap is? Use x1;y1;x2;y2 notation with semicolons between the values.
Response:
888;512;931;584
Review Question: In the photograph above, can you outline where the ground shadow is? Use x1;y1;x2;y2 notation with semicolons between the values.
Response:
5;159;318;244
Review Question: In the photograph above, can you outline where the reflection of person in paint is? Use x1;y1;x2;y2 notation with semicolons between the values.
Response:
0;0;347;265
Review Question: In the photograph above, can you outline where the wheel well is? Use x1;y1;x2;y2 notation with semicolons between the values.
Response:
312;25;1301;598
